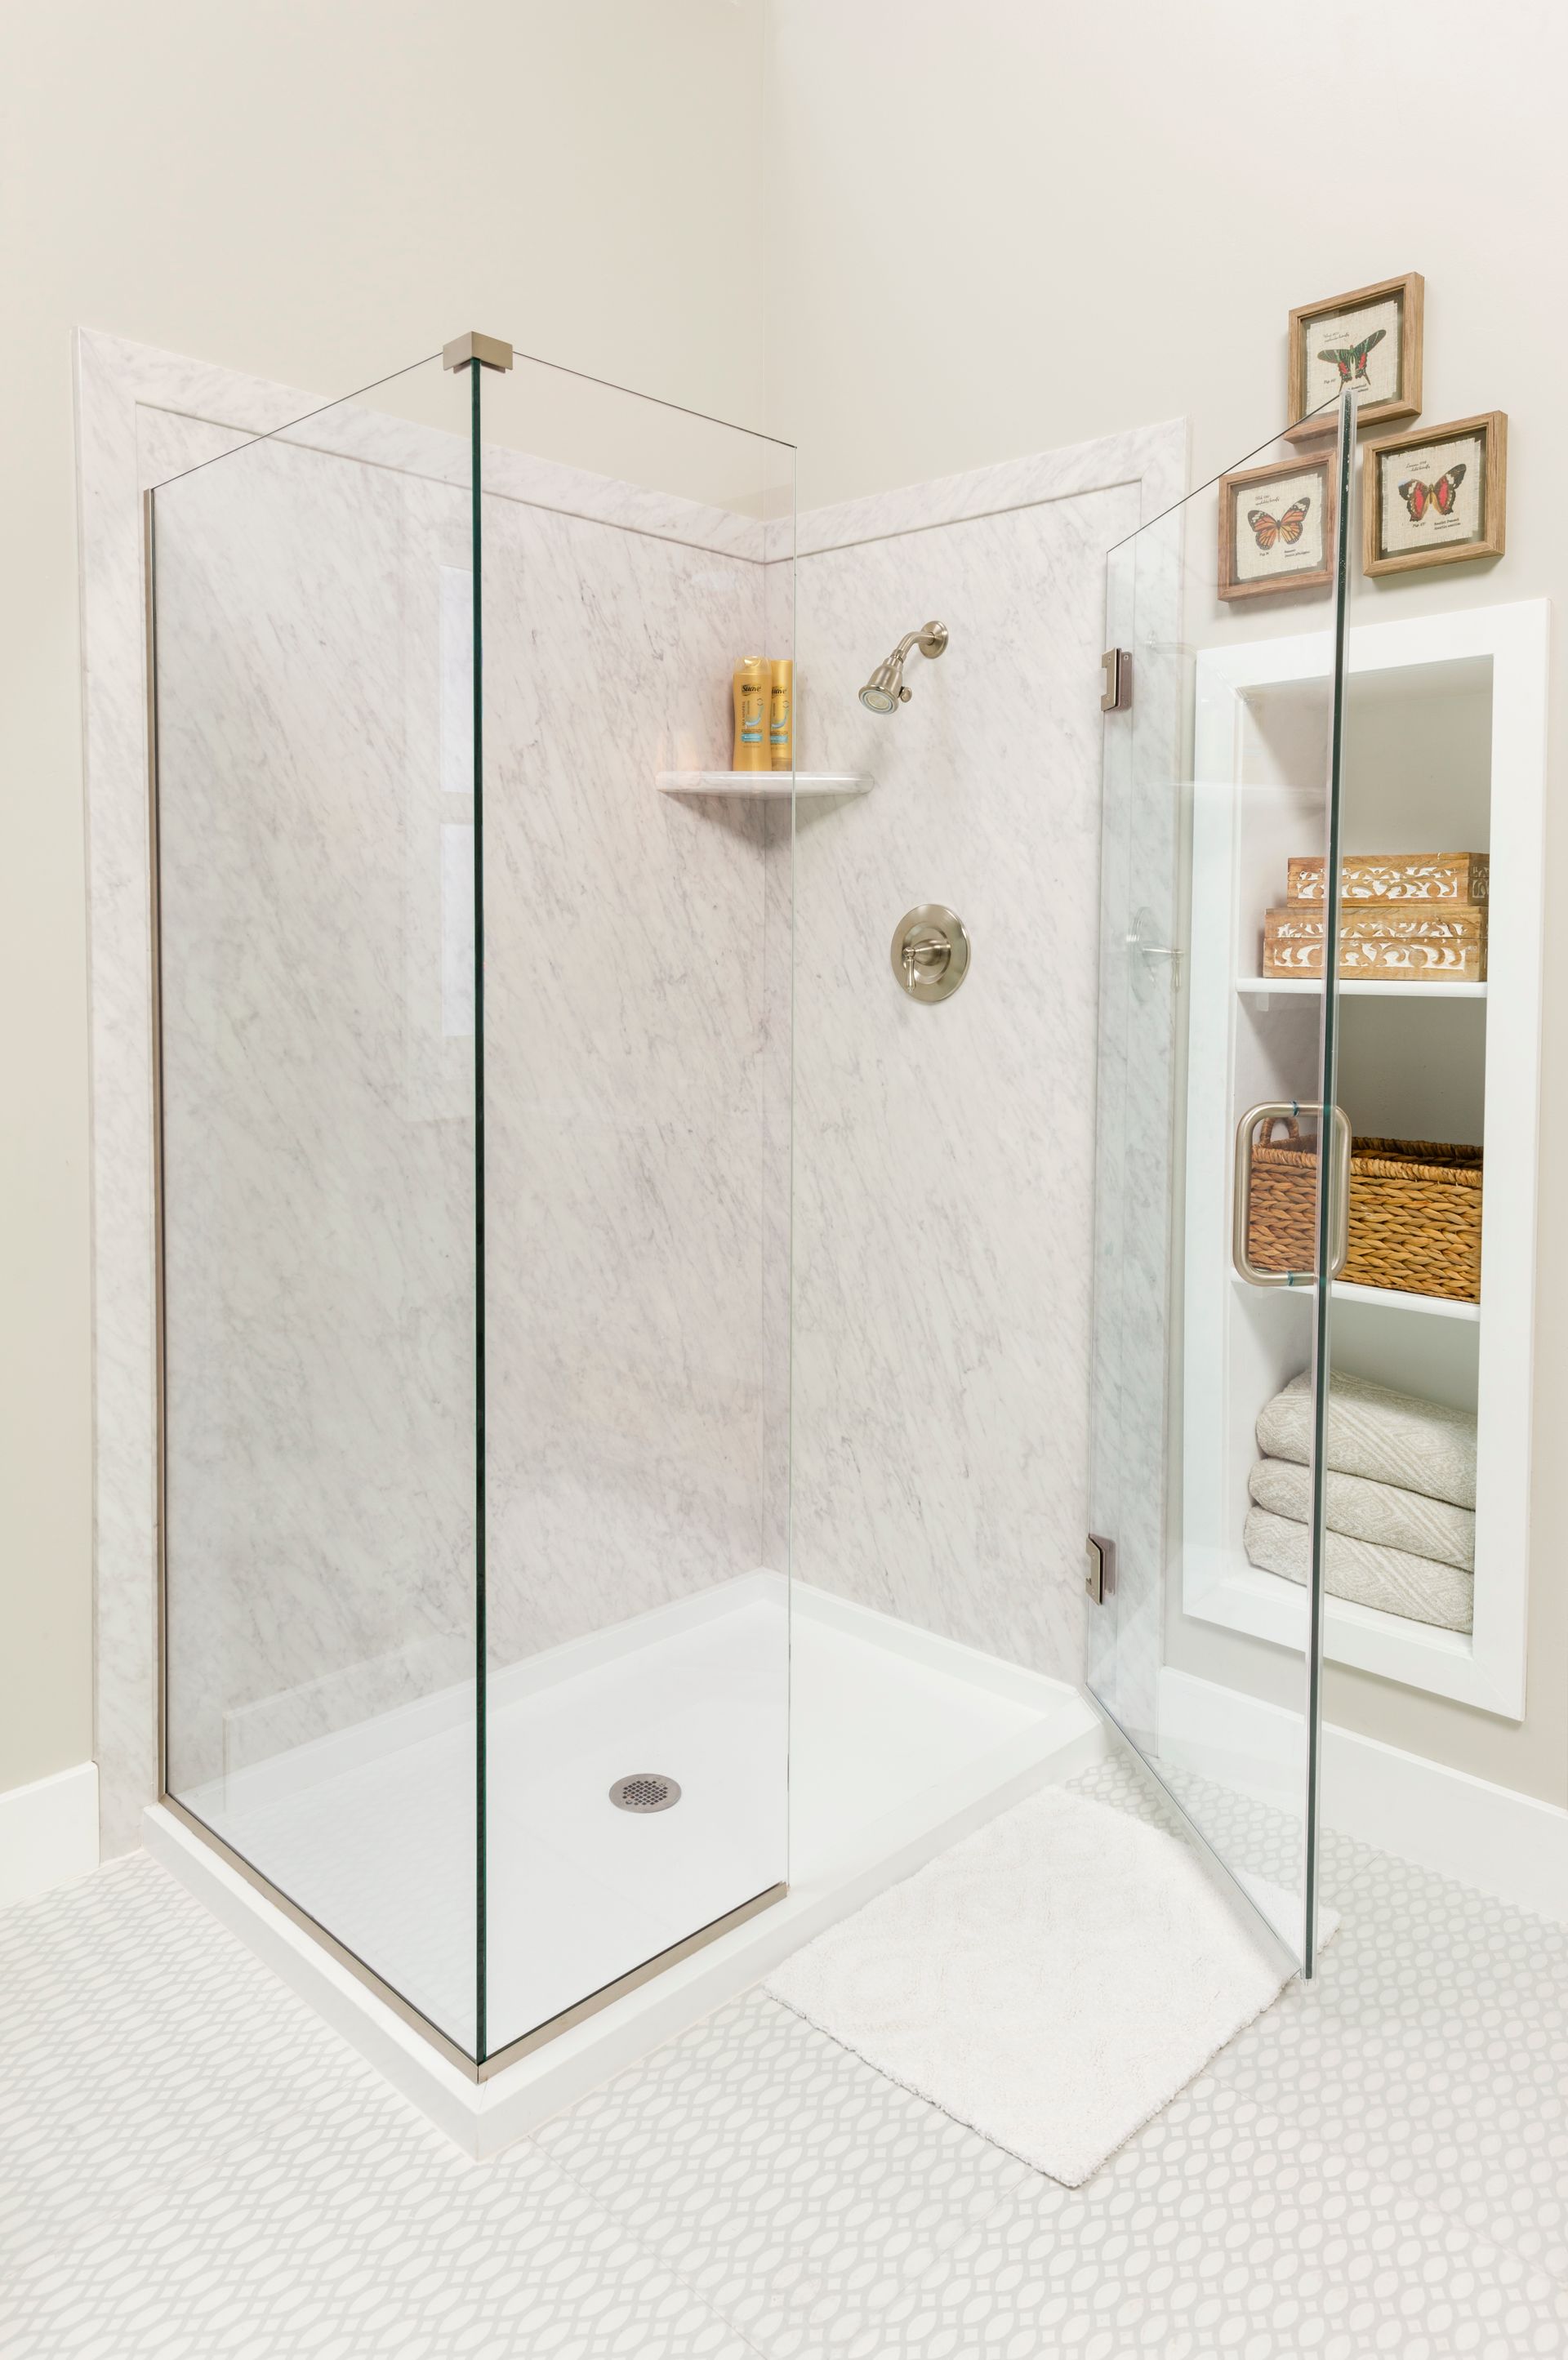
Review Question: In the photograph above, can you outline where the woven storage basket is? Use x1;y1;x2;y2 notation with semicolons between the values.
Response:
1247;1120;1482;1302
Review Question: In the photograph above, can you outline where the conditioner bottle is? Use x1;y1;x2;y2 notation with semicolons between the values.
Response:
732;657;768;771
768;658;794;772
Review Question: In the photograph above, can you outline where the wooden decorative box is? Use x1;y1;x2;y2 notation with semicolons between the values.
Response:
1263;901;1487;982
1285;851;1490;906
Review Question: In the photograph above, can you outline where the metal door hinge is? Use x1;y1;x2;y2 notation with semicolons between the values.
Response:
1085;1533;1116;1603
1100;648;1132;712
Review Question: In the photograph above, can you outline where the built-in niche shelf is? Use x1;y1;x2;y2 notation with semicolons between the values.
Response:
1235;975;1487;1001
1227;1269;1481;1324
656;770;871;799
1186;602;1546;1717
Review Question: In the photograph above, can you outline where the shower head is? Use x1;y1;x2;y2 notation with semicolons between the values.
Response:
858;620;949;714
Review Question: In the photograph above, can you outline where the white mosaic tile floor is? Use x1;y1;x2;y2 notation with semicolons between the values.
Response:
3;1753;1566;2358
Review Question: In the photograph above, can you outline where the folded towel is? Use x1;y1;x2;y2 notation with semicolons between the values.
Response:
1248;1456;1474;1572
1244;1504;1473;1634
1256;1369;1477;1511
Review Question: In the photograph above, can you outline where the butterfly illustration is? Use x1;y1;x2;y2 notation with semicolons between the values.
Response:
1396;464;1466;523
1317;328;1386;385
1247;496;1311;553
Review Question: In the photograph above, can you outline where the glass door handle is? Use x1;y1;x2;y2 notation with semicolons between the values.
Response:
1232;1102;1352;1288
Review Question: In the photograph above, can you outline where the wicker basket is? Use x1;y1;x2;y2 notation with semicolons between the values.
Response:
1247;1120;1482;1303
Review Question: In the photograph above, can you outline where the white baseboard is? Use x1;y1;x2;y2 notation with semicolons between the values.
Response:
0;1761;100;1908
1157;1668;1568;1922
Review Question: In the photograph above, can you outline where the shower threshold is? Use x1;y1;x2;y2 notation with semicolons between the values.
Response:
145;1579;1102;2157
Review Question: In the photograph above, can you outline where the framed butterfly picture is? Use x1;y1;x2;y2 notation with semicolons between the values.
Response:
1363;412;1508;577
1217;452;1335;602
1285;272;1423;443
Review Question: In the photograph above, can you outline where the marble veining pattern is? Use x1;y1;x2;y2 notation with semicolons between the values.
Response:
75;331;303;1855
791;420;1185;559
480;488;791;1659
78;322;1183;1864
153;436;481;1793
154;424;792;1784
1085;497;1187;1744
785;418;1183;1681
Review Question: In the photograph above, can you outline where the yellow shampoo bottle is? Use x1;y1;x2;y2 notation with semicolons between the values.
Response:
768;658;794;771
733;657;768;771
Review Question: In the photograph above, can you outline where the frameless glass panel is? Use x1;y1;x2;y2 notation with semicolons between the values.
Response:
1088;395;1354;1970
153;354;483;2055
472;350;795;2059
1319;411;1491;1717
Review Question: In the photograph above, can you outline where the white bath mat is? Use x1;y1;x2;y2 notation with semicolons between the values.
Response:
766;1783;1312;2186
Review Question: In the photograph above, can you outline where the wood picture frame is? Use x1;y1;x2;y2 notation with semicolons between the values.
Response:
1286;272;1423;443
1362;412;1508;577
1217;450;1336;602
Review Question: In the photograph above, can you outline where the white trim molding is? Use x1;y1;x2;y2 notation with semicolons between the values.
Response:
1159;1668;1568;1923
0;1762;100;1909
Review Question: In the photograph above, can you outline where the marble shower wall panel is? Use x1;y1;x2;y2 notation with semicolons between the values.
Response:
154;434;481;1792
153;381;787;1777
82;325;1179;1852
787;443;1176;1685
1085;519;1186;1743
77;332;388;1853
480;497;787;1658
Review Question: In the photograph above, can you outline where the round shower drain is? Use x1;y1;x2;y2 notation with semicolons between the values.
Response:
609;1772;682;1814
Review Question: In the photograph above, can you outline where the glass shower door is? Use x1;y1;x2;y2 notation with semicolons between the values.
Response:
1087;395;1355;1974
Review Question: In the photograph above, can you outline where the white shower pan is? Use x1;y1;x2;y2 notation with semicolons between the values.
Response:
146;1578;1102;2157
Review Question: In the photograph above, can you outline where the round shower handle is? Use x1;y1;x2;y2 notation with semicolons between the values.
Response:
902;928;952;984
891;904;971;1003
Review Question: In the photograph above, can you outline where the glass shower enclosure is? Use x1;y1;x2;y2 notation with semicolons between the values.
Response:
1088;393;1356;1974
149;337;795;2071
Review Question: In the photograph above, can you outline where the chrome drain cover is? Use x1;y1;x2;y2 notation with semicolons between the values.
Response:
609;1772;681;1814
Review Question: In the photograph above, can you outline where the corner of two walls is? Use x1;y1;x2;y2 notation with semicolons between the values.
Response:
783;453;1152;1685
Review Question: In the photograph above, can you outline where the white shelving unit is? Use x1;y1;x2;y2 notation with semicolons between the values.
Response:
1183;603;1548;1716
1235;975;1487;1002
655;770;871;799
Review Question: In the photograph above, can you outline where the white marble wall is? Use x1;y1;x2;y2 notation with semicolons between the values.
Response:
479;488;791;1663
78;334;350;1856
153;427;483;1792
1083;503;1187;1740
86;336;791;1820
80;326;1182;1852
786;428;1184;1683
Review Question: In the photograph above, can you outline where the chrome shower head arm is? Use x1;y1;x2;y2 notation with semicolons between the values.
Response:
891;621;949;665
857;621;950;714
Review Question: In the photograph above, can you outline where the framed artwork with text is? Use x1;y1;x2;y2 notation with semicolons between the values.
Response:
1286;273;1423;441
1217;451;1335;602
1363;412;1508;577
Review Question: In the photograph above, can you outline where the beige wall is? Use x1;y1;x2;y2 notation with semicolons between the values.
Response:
764;0;1567;1804
7;0;1564;1807
0;0;766;1795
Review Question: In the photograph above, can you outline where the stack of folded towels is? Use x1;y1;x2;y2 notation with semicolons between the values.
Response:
1244;1369;1477;1634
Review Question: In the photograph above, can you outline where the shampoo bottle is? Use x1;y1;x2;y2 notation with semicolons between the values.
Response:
768;657;794;771
733;657;768;770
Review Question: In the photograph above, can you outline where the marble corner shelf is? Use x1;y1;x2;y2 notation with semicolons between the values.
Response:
655;770;871;799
